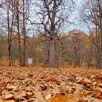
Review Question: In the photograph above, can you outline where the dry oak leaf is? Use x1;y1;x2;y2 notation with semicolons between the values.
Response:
96;74;102;80
6;85;17;91
78;99;88;102
78;90;90;98
79;78;93;87
4;94;15;100
47;93;75;102
95;89;102;100
0;99;3;102
25;92;33;99
45;78;60;85
47;93;66;102
47;97;58;102
27;73;33;78
4;100;15;102
19;91;33;99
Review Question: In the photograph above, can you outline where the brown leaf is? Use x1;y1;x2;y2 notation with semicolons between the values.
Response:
4;94;15;100
45;78;60;85
4;100;15;102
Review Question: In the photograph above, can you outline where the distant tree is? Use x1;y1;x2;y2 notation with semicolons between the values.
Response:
15;0;22;66
0;0;31;66
6;0;15;66
81;0;102;68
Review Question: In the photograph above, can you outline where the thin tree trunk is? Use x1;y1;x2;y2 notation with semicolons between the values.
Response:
7;3;13;66
22;0;26;66
7;4;11;66
16;0;22;66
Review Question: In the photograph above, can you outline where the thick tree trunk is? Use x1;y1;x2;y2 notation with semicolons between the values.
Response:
49;39;56;67
43;38;57;68
44;39;49;65
95;27;102;68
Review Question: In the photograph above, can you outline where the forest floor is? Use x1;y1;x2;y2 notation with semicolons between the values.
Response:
0;66;102;102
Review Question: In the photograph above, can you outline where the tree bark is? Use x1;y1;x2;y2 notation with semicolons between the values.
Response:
16;0;22;66
22;0;26;66
49;39;56;67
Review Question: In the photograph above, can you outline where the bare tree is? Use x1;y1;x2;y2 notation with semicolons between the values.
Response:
0;0;31;66
15;0;31;66
81;0;102;68
6;0;16;66
15;0;23;66
29;0;74;67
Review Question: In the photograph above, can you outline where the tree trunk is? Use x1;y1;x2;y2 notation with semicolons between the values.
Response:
43;37;57;68
44;38;49;65
49;39;56;67
7;2;12;66
22;0;26;66
16;0;22;66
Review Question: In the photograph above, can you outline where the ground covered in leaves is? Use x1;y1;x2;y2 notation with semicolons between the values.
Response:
0;67;102;102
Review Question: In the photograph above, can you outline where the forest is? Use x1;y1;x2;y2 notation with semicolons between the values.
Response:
0;0;102;102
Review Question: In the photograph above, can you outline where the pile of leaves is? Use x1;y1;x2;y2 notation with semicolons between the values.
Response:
0;67;102;102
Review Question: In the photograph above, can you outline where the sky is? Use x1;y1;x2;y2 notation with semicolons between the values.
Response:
28;0;90;35
0;0;90;36
64;0;89;33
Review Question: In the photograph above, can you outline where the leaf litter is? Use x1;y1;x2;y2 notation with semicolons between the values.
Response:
0;67;102;102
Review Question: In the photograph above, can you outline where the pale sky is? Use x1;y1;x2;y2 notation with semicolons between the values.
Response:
27;0;89;35
0;0;89;35
33;0;89;35
64;0;89;33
